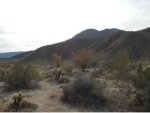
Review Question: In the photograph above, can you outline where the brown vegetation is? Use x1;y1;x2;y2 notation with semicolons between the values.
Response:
72;48;94;72
53;53;62;68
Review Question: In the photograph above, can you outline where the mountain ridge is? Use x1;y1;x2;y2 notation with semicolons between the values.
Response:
0;51;24;58
6;27;150;62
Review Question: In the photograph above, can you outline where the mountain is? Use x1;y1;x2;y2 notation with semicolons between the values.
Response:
22;28;119;62
22;27;150;62
11;51;33;59
92;30;150;60
0;52;24;58
73;28;119;39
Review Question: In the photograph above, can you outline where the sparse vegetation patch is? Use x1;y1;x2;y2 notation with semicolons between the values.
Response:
62;74;106;105
5;63;40;90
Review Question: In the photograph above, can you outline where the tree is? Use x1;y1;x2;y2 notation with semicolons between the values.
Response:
72;48;94;72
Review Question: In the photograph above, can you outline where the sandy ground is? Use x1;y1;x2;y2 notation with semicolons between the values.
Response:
0;69;133;112
0;78;96;112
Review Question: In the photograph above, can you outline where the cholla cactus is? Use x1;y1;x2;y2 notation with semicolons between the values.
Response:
52;67;63;80
11;91;26;106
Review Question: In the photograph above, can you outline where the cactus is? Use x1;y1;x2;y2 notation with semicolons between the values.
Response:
11;91;26;107
52;67;63;80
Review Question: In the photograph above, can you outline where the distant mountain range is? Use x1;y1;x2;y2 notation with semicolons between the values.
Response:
1;27;150;62
11;51;33;59
0;52;24;58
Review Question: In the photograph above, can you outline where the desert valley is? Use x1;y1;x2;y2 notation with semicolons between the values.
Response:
0;27;150;111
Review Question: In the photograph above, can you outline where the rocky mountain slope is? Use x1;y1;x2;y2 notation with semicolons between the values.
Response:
19;27;150;62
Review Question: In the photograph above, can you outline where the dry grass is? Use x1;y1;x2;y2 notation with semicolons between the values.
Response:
49;91;63;99
0;95;7;112
0;102;7;112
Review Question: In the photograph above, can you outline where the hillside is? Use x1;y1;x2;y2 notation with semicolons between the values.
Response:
92;30;150;60
22;28;119;62
22;27;150;62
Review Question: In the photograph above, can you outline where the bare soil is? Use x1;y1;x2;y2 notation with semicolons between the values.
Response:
0;69;134;112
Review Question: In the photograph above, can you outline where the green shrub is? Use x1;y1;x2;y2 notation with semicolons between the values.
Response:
62;74;106;105
5;63;40;89
117;50;129;71
131;62;150;111
0;69;7;81
103;50;130;72
89;61;98;68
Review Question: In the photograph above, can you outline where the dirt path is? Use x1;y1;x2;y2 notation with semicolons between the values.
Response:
0;77;94;112
0;75;132;112
23;79;88;112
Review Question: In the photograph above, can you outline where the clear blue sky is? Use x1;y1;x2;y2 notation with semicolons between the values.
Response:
0;0;150;52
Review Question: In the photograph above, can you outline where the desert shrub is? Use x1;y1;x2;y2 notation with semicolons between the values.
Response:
89;61;98;68
57;76;69;84
5;63;40;89
131;62;150;111
7;91;37;112
6;100;38;112
126;63;136;71
62;74;106;105
53;53;62;68
72;48;94;72
92;66;106;78
117;49;130;71
0;69;7;81
11;91;25;108
63;62;75;75
52;67;63;80
103;50;130;75
103;59;116;71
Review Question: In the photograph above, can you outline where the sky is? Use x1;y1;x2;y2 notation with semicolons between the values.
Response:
0;0;150;52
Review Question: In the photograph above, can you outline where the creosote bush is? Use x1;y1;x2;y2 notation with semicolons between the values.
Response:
62;74;106;105
0;69;7;81
72;48;94;72
131;62;150;110
103;49;130;76
117;49;130;71
5;63;40;89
